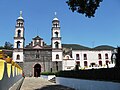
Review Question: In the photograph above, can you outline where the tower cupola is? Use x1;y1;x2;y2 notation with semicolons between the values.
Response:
52;12;60;28
16;11;24;27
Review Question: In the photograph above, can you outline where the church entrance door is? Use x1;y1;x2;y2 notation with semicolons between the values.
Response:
34;64;41;77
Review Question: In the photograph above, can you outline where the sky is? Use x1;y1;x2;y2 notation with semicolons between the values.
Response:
0;0;120;48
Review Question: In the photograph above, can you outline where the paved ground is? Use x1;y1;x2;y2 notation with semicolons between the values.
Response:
20;77;75;90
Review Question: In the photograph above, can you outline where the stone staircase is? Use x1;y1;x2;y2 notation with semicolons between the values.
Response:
49;77;56;83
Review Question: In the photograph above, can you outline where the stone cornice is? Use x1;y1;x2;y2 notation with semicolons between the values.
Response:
14;37;25;40
51;37;61;40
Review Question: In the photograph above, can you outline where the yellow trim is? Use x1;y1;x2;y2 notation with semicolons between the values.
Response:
7;63;11;78
12;66;15;77
0;60;5;80
18;68;19;75
17;68;19;75
5;56;12;63
21;70;22;74
11;61;15;66
16;67;17;76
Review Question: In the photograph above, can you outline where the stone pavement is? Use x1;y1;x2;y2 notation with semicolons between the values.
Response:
20;77;75;90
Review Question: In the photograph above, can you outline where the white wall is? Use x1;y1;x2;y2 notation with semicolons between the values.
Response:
14;39;24;48
72;50;112;68
52;40;62;48
52;29;61;37
62;60;75;70
13;52;23;62
52;51;62;61
15;28;24;37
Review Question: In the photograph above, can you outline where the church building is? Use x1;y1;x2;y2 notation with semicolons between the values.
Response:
13;11;115;77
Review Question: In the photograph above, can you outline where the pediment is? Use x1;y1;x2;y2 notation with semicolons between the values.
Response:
33;45;42;49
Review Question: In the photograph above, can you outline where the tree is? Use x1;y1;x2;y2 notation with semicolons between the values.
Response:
0;46;4;49
4;42;13;50
66;0;103;18
115;47;120;68
75;64;79;70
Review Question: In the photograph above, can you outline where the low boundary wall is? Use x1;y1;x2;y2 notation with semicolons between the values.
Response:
0;60;22;90
41;75;56;80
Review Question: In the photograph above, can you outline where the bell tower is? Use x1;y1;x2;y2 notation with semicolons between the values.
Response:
51;12;61;49
51;12;62;71
13;11;25;62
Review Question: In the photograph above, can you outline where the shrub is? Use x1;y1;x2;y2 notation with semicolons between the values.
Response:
41;72;56;75
56;68;120;83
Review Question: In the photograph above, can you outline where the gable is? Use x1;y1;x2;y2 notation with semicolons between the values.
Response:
33;45;42;49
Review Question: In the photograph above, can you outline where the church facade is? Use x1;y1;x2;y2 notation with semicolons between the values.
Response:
13;12;115;77
13;12;62;77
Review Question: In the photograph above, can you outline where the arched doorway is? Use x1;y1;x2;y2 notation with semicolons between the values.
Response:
84;61;88;67
34;63;41;77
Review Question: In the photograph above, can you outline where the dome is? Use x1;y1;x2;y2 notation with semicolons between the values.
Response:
53;17;59;21
17;16;24;20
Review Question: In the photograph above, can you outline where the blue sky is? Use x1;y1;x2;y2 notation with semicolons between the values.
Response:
0;0;120;48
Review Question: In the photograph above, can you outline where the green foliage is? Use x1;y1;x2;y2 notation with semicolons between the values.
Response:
0;42;13;57
66;0;103;18
0;42;13;50
4;42;13;50
56;68;120;82
41;72;57;75
0;46;4;49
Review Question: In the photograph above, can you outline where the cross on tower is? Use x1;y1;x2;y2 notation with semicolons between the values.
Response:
55;12;57;17
20;11;22;17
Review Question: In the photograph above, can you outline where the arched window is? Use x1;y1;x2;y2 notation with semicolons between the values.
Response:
36;50;39;58
106;60;110;65
17;22;23;27
56;54;59;59
55;32;58;37
84;54;87;60
84;61;88;67
54;42;59;48
16;54;20;60
18;30;21;37
17;22;21;26
105;53;108;59
98;54;102;59
21;23;23;26
99;61;102;66
54;23;58;27
76;54;80;60
17;41;21;48
36;54;39;58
